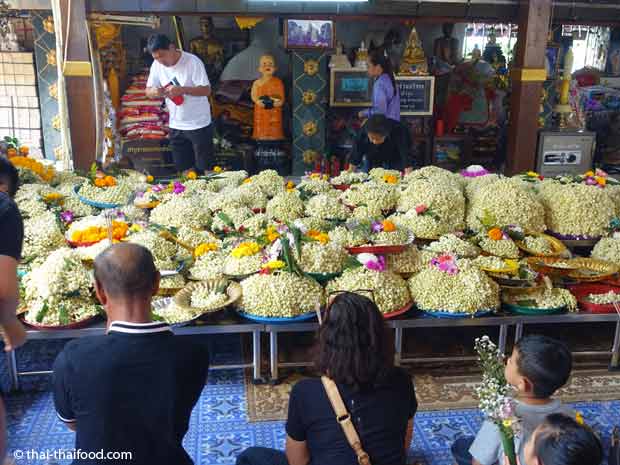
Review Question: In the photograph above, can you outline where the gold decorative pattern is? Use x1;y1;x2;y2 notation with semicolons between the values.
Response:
46;49;56;66
304;59;319;76
302;90;317;105
53;146;65;160
51;114;61;131
302;150;320;164
302;121;318;137
48;82;58;100
43;16;54;34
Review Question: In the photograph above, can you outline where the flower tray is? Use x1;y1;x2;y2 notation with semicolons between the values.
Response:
526;257;579;276
502;303;566;316
515;233;568;258
416;308;495;319
382;301;414;319
236;310;317;324
568;283;620;314
174;279;242;315
346;244;408;255
74;185;121;209
19;313;102;331
567;258;619;283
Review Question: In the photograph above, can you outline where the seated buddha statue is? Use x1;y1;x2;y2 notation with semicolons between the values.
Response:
251;55;285;141
398;27;428;76
189;17;225;81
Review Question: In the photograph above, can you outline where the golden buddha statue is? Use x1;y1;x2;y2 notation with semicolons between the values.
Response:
398;27;428;76
354;41;369;69
189;17;225;81
251;55;285;140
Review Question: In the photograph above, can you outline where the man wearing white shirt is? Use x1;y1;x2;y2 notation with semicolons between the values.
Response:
145;34;214;174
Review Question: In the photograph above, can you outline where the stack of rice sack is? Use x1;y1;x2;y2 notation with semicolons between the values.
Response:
119;71;169;140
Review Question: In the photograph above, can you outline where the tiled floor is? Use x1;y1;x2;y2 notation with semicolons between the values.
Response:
4;337;619;465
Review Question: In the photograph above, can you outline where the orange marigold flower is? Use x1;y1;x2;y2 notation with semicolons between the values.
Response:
488;227;504;241
381;220;396;232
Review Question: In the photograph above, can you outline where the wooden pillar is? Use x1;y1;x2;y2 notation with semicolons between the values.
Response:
505;0;551;175
58;0;96;171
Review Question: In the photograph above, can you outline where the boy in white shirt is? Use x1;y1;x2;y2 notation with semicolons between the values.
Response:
145;34;214;174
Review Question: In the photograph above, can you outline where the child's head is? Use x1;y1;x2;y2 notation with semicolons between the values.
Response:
523;413;603;465
366;114;390;145
505;335;572;399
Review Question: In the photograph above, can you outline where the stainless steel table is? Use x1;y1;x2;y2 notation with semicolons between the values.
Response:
6;319;264;392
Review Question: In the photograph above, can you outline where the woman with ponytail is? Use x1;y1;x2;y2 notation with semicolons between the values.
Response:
358;49;401;122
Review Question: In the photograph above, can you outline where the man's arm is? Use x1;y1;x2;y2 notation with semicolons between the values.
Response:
166;85;211;98
0;256;26;352
285;435;310;465
145;86;164;98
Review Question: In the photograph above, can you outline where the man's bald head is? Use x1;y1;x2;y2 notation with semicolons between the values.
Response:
94;243;159;299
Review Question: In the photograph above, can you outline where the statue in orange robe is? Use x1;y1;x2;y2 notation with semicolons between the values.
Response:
251;55;285;140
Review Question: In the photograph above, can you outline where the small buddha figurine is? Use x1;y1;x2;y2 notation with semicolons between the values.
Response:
355;41;369;69
398;27;428;76
434;23;459;66
330;42;352;69
251;55;285;141
189;17;225;81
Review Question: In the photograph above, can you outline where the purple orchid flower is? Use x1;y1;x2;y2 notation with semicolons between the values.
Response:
172;181;186;194
151;184;166;193
371;221;384;233
60;210;74;223
585;177;598;186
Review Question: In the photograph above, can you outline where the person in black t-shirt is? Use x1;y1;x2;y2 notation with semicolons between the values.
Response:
349;114;413;174
0;157;27;461
236;292;417;465
53;243;209;465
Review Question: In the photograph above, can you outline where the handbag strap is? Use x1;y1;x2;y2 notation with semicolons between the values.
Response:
321;376;372;465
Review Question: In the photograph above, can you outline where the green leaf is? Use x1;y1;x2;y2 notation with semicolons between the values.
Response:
58;304;70;325
35;301;50;323
217;212;235;229
505;229;525;241
291;226;302;258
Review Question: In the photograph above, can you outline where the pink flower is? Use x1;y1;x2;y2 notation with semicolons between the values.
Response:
151;184;166;193
585;177;597;186
415;204;428;215
595;168;608;178
365;255;386;272
431;254;459;275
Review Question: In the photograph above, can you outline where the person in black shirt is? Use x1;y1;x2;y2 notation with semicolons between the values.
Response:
53;243;209;465
236;292;417;465
0;157;27;461
349;114;413;173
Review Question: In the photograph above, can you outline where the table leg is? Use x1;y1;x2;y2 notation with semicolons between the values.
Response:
252;329;261;381
515;323;524;342
270;331;279;382
611;320;620;370
394;327;403;367
6;350;19;392
499;325;508;356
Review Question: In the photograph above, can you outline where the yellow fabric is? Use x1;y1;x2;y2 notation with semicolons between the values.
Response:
108;67;120;110
95;24;120;49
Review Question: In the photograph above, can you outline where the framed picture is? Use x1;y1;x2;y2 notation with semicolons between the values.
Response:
330;68;373;107
285;19;335;50
545;44;560;80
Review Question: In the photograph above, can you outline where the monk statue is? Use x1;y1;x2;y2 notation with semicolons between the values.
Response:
434;23;460;66
398;27;428;76
189;17;224;81
251;55;285;140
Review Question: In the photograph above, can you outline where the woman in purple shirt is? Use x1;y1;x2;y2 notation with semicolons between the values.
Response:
358;49;400;122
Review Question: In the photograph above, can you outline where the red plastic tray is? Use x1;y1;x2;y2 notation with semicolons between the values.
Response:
332;184;350;191
568;283;620;314
382;301;414;319
346;244;408;255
